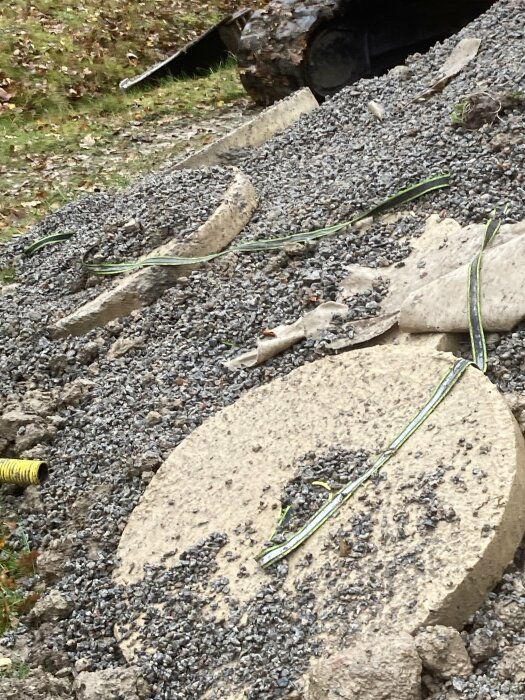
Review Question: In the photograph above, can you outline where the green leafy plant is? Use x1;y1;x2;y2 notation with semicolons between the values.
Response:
0;522;39;635
451;98;471;126
0;658;30;679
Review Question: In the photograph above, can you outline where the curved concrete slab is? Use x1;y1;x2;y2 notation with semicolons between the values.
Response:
51;169;258;337
400;224;525;334
334;216;524;351
174;88;318;170
115;345;525;690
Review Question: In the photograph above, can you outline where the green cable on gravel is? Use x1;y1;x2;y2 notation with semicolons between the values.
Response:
255;208;506;568
23;174;451;273
23;231;77;257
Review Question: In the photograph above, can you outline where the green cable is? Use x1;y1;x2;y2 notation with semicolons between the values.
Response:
23;175;451;275
256;209;505;568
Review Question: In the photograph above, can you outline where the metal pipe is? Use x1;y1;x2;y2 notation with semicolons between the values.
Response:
0;459;48;486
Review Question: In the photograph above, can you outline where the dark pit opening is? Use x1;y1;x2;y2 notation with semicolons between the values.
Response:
305;0;496;99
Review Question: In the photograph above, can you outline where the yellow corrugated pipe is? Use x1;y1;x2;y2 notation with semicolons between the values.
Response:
0;459;48;486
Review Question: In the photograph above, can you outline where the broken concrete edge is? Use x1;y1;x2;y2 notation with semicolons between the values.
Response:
424;418;525;630
225;301;347;369
50;169;258;338
173;88;319;170
305;633;422;700
399;223;525;333
365;327;462;354
304;626;474;699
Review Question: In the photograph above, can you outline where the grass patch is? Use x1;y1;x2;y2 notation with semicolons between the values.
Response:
0;1;265;244
0;60;249;242
0;522;40;635
0;267;16;285
0;0;256;114
0;658;30;679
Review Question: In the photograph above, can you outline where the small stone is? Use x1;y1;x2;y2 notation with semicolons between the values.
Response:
0;409;38;442
76;339;104;364
0;667;72;700
145;411;162;427
495;643;525;683
494;597;525;632
60;378;94;407
306;633;422;700
467;627;499;664
414;625;473;679
75;658;92;673
15;422;54;452
29;590;74;624
367;100;385;121
37;538;74;585
74;667;150;700
21;485;43;513
107;336;144;359
122;218;142;234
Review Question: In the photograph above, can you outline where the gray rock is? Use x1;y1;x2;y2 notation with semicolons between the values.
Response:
495;643;525;683
144;411;162;427
0;667;72;699
306;634;422;700
37;538;75;585
21;486;44;514
15;422;55;452
467;627;499;665
493;597;525;632
60;379;95;407
29;590;73;624
414;625;473;679
73;667;150;700
0;409;38;442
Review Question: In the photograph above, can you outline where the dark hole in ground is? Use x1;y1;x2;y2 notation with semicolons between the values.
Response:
305;0;496;99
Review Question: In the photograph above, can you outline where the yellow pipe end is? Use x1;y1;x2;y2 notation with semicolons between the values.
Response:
0;459;48;487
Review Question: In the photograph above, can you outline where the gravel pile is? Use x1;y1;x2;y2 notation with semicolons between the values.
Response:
0;167;233;300
277;448;371;537
1;0;525;698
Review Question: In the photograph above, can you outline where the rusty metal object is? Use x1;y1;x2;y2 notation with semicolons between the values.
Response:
120;10;251;91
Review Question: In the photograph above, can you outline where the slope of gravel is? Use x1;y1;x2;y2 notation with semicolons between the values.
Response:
0;167;234;303
1;1;525;698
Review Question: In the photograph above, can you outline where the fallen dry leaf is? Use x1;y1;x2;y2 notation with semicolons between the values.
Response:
408;37;481;104
0;87;13;102
80;134;96;148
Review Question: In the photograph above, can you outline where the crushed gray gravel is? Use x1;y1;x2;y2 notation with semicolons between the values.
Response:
0;167;233;299
1;1;525;698
277;447;371;537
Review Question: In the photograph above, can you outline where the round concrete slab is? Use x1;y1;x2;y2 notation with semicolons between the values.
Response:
115;345;525;687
